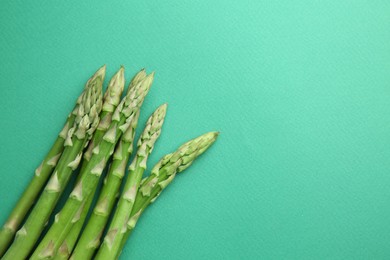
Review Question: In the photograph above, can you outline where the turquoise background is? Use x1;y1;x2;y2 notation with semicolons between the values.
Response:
1;0;390;259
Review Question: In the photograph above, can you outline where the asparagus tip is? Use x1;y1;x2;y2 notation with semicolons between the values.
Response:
126;68;148;94
160;103;168;110
142;72;155;88
97;64;107;77
212;131;220;137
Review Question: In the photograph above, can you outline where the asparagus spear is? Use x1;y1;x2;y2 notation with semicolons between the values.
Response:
30;73;154;259
54;69;146;260
55;111;140;260
54;195;91;260
2;66;105;260
52;67;128;260
89;104;167;260
115;132;219;259
0;73;90;257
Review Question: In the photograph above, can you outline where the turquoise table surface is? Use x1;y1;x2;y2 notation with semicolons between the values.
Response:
1;1;390;259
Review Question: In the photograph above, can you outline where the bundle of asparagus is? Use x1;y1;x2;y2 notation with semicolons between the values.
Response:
0;65;218;259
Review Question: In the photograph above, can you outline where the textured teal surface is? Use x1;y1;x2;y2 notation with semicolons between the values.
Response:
1;1;390;259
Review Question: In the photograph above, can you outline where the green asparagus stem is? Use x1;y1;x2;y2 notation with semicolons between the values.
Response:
94;104;167;260
0;86;85;257
115;132;219;259
52;67;127;260
65;109;140;260
53;195;92;260
54;69;147;260
54;69;146;260
2;66;105;260
30;73;154;259
53;69;147;260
